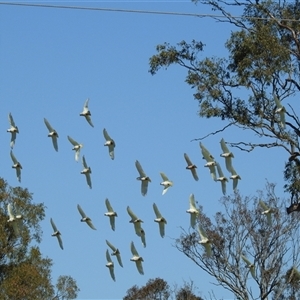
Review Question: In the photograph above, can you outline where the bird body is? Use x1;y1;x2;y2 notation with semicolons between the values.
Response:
7;204;20;236
44;118;59;151
81;155;92;189
159;172;173;195
198;225;212;257
186;194;199;228
67;136;83;162
127;206;143;236
106;240;123;267
274;94;286;129
77;204;96;230
7;113;19;148
184;153;199;181
153;203;167;238
80;98;94;127
200;143;217;181
103;128;115;160
135;160;151;196
105;249;116;281
50;218;63;250
104;198;117;231
10;151;22;182
216;162;228;195
130;241;144;275
220;138;234;173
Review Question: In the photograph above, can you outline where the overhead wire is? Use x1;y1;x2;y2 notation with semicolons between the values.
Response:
0;1;300;22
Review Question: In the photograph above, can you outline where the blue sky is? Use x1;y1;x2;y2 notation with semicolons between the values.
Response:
0;1;290;299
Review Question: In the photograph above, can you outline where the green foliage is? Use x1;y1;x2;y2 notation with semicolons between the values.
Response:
149;0;300;196
0;178;79;300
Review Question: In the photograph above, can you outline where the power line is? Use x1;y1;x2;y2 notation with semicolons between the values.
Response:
0;1;300;22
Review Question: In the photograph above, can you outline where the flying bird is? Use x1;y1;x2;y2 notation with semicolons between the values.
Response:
104;198;118;231
241;254;256;279
7;113;19;149
184;153;199;181
229;164;241;190
44;118;59;151
127;206;143;237
274;93;286;129
81;155;92;189
103;128;116;160
50;218;63;250
106;240;123;267
186;194;199;229
198;225;212;257
130;241;144;275
153;203;167;238
10;150;22;182
259;200;274;226
220;138;234;173
105;249;116;281
67;136;83;162
216;162;228;195
77;204;96;230
159;172;173;195
135;160;151;196
7;204;20;236
200;142;217;181
80;98;94;127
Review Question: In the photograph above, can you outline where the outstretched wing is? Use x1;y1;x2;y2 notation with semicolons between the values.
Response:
67;135;78;146
77;204;86;218
135;160;146;177
44;118;54;132
153;203;162;218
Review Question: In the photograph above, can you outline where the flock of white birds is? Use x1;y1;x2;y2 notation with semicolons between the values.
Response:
5;97;278;282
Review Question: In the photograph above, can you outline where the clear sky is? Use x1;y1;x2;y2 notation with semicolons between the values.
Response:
0;1;291;300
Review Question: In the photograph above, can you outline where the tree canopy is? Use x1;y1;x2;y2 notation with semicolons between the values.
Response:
0;177;79;299
149;1;300;299
149;0;300;198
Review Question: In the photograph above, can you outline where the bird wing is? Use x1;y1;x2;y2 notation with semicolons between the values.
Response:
189;194;197;210
51;135;58;152
75;149;80;162
162;186;169;195
130;241;139;256
198;225;208;240
67;135;79;146
103;128;112;141
12;221;20;236
109;216;115;231
259;200;269;211
135;160;146;177
10;150;18;164
266;213;272;226
8;113;16;127
16;168;21;182
274;94;283;109
184;153;193;165
134;222;142;237
57;235;64;250
106;249;113;263
77;204;87;218
83;98;89;109
241;255;252;267
7;204;14;219
220;138;231;154
44;118;54;132
191;168;199;181
190;213;197;229
209;165;217;181
221;180;226;195
85;115;94;127
10;132;16;149
109;266;116;281
106;240;116;251
136;260;144;275
108;145;115;160
85;173;92;189
141;180;148;196
116;253;123;267
127;206;138;221
82;155;88;168
153;203;162;218
200;142;214;162
50;218;58;232
160;172;169;181
105;198;114;212
225;156;234;173
204;243;212;257
216;162;225;178
159;222;165;238
140;229;146;247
